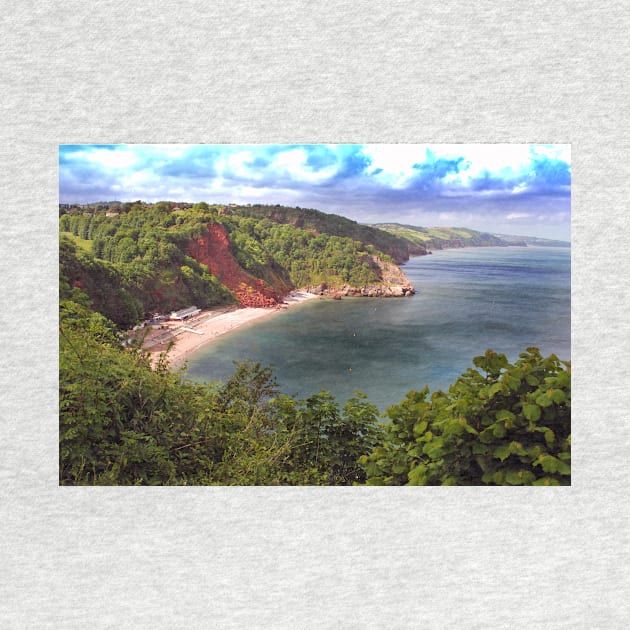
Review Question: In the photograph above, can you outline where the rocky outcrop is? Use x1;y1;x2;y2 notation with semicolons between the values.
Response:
307;256;415;298
186;224;285;308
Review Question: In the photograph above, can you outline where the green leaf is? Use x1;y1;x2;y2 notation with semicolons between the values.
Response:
492;422;507;438
535;454;561;473
508;441;526;456
526;444;543;459
556;371;570;388
523;404;541;422
422;439;445;459
413;420;428;437
550;389;566;404
536;393;553;408
441;476;458;486
505;469;525;485
532;476;560;486
493;444;511;461
462;418;475;435
407;446;422;458
488;382;504;399
407;464;428;485
496;410;515;423
544;429;555;447
520;470;536;484
472;443;488;455
556;459;571;475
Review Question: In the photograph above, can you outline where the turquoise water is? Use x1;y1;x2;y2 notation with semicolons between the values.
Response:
185;247;571;411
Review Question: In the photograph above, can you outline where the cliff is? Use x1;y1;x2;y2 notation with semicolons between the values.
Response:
186;224;287;308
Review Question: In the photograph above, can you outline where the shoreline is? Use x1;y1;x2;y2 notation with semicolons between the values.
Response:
146;291;320;370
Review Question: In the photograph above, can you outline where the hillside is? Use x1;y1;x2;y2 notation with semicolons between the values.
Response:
492;233;570;247
232;204;413;263
59;202;414;327
371;223;510;251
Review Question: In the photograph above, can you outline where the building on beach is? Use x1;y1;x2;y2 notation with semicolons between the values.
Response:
169;306;201;321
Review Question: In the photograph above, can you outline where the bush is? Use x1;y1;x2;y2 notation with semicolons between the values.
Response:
362;348;571;486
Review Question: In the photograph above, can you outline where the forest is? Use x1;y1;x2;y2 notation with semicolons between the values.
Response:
59;202;570;485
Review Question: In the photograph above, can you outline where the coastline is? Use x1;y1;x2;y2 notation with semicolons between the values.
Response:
146;290;319;370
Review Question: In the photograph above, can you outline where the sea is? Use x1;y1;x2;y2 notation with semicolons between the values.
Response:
185;246;571;412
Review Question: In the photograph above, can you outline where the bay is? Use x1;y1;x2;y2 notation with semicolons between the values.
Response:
185;246;571;412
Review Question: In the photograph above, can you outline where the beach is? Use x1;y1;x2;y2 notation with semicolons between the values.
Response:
146;291;319;369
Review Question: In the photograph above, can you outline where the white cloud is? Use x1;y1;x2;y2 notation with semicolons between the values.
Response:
85;148;138;170
270;148;337;183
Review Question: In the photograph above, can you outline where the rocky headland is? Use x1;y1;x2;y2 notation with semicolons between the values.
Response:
306;256;415;298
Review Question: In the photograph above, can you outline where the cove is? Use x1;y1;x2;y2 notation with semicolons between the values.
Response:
185;246;571;412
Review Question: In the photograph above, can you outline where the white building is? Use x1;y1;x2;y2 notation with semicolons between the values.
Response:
169;306;201;321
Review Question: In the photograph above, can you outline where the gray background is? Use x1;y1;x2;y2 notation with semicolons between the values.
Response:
1;1;628;627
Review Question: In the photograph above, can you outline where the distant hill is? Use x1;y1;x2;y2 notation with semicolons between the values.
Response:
370;223;510;252
492;233;570;247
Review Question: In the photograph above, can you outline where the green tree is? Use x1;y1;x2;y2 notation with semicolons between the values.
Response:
273;390;384;485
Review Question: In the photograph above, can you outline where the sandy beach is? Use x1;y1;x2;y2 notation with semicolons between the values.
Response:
146;291;319;369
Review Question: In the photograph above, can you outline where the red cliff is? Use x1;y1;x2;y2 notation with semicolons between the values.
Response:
186;224;285;308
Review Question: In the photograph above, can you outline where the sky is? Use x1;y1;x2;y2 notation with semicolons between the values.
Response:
59;143;571;240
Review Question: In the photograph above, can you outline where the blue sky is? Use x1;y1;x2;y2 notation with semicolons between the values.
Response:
59;144;571;240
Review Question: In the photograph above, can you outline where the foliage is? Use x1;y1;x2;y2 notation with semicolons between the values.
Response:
59;299;383;485
223;216;384;289
233;203;412;263
269;391;384;485
60;214;234;327
361;348;571;486
60;236;144;327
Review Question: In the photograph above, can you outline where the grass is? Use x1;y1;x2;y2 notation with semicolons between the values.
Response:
62;231;93;253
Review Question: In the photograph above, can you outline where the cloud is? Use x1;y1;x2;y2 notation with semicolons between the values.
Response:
506;212;532;220
302;144;338;171
529;154;571;191
58;143;571;239
406;151;469;194
155;145;222;178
